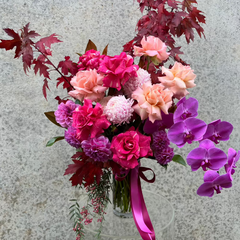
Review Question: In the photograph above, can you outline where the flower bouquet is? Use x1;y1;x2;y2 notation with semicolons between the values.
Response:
0;0;239;239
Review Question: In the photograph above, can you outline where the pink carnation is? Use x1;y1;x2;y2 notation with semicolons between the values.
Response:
132;81;173;123
78;49;105;70
133;36;169;64
110;127;152;169
123;68;151;98
158;62;196;99
69;69;107;102
72;99;111;142
98;52;139;91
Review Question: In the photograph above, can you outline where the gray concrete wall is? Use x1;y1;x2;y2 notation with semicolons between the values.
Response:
0;0;239;239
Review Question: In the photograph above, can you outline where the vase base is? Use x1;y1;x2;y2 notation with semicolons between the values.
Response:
113;209;133;218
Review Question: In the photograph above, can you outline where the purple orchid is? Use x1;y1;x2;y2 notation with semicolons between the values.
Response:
197;170;232;197
143;111;174;134
202;119;233;144
168;117;207;148
187;139;227;171
225;148;240;175
174;97;198;123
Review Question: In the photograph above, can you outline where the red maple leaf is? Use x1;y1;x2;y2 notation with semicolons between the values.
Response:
33;57;50;79
55;96;68;104
58;56;78;75
42;78;50;100
56;76;72;91
35;34;62;55
0;28;22;57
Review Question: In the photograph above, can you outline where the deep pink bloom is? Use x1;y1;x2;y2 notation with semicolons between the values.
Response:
197;170;232;197
78;49;105;70
202;119;233;144
98;52;139;91
110;127;152;169
187;139;227;171
72;99;111;142
225;148;240;175
168;117;207;148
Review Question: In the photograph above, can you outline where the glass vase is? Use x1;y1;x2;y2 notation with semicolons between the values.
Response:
112;175;132;218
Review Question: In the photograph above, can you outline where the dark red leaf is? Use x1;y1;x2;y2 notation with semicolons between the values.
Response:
85;39;97;52
33;57;50;78
55;96;68;104
42;78;50;100
56;76;72;90
58;56;78;75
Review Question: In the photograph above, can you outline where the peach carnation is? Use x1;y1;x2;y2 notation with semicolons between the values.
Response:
133;36;169;64
69;69;107;102
132;81;173;123
158;62;196;99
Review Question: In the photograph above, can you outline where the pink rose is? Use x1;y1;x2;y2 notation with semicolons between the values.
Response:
133;36;169;64
72;99;111;142
111;127;152;169
69;69;107;102
158;62;196;99
98;52;139;91
132;81;173;123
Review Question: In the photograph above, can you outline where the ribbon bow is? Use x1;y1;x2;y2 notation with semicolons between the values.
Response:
130;165;156;240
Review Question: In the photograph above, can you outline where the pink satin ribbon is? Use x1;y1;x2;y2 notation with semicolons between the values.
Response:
130;166;156;240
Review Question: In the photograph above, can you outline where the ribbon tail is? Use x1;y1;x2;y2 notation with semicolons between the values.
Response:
130;166;155;240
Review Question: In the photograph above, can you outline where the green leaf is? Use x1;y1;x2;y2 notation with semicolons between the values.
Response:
162;164;168;170
172;154;187;167
75;99;83;105
46;136;64;147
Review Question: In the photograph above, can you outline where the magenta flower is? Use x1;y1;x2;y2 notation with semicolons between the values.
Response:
168;117;207;148
225;148;240;175
78;49;105;70
143;112;174;134
72;99;111;142
54;100;78;128
202;119;233;144
154;146;174;165
64;126;82;148
197;170;232;197
81;136;112;162
151;130;170;151
174;97;198;123
187;139;227;171
98;52;139;91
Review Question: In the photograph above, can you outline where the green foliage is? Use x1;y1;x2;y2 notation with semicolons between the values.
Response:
46;136;64;147
172;154;187;166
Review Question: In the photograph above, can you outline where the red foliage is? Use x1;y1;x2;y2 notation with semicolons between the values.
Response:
58;56;78;76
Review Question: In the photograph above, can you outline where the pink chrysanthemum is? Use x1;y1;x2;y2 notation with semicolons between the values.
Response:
123;68;151;97
78;49;105;70
104;95;134;125
98;52;139;91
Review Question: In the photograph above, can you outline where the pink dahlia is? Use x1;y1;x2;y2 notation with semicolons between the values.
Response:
123;68;151;98
98;52;139;91
132;81;173;123
72;99;111;142
158;62;196;99
54;100;79;128
133;36;170;64
78;49;105;70
69;69;107;102
111;127;152;169
104;95;134;125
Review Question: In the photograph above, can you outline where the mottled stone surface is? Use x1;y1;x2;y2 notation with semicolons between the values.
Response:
0;0;240;239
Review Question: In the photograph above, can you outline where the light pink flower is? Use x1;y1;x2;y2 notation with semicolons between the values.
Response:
98;52;139;91
133;36;169;64
123;68;151;98
69;69;107;102
132;81;173;123
158;62;196;99
110;127;152;169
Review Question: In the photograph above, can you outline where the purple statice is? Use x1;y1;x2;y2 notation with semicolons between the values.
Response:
225;148;240;175
187;139;227;171
54;100;78;128
174;97;198;123
168;117;207;148
81;136;112;162
154;146;174;165
202;119;233;144
65;126;82;148
197;170;232;197
78;49;105;70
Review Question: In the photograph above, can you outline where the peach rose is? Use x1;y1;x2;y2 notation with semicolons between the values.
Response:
69;69;107;102
133;36;169;64
132;81;173;123
158;62;196;99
